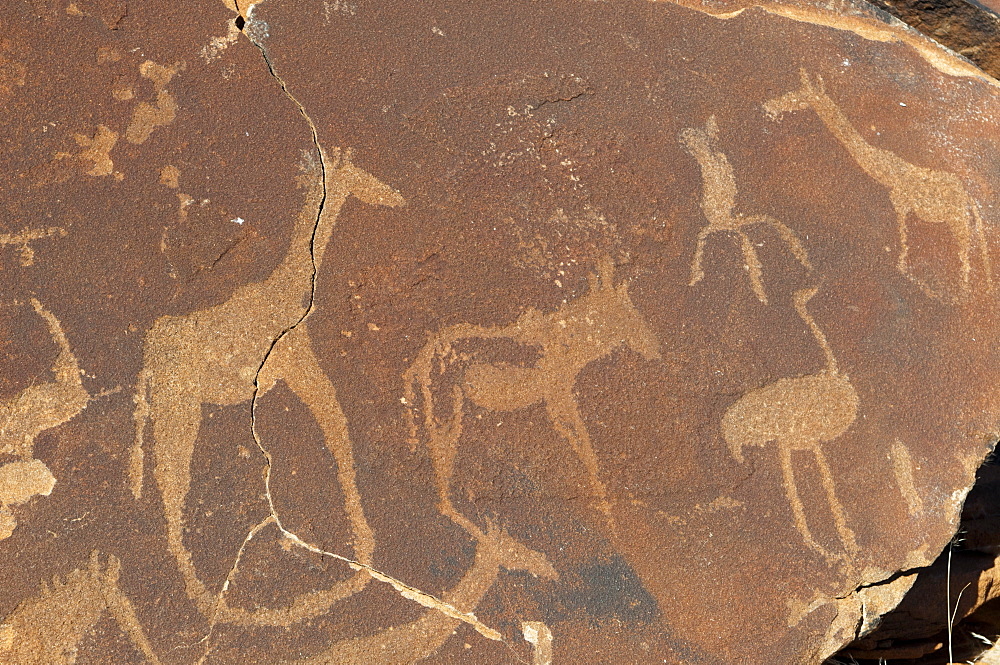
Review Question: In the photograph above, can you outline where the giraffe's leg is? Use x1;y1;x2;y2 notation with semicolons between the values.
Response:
219;331;373;627
149;376;214;615
688;226;713;287
896;210;912;280
954;210;973;289
779;445;829;559
739;231;768;305
547;392;614;529
812;447;859;556
762;216;813;271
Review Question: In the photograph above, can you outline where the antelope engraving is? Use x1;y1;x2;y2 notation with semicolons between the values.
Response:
403;256;661;535
722;287;859;562
293;521;557;665
0;551;161;665
0;298;90;541
681;116;812;305
129;148;404;618
764;69;993;299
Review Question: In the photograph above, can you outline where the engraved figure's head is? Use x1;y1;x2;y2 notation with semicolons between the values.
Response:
0;458;56;541
763;68;826;120
590;256;662;363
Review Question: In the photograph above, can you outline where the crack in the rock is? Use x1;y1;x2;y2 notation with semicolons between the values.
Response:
194;5;512;660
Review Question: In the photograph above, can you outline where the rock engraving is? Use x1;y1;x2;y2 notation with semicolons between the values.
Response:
722;287;860;562
129;148;404;617
765;69;993;299
403;256;661;534
681;116;812;305
0;552;161;665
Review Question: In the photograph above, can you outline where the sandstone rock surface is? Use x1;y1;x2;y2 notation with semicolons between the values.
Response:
2;0;1000;663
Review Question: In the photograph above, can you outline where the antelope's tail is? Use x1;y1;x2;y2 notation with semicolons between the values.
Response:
129;368;151;500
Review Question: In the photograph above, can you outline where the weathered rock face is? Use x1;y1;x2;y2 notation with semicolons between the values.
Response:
2;0;1000;663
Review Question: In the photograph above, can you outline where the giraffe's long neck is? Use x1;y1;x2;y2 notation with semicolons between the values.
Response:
263;179;326;296
808;93;898;186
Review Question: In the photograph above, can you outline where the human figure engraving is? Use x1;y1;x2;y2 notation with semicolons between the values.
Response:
764;69;993;299
293;521;557;664
721;287;860;561
0;551;161;665
681;116;812;305
129;148;404;617
403;256;661;535
0;299;91;541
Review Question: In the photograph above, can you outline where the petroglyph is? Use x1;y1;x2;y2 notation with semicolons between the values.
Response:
73;125;118;177
765;69;993;299
0;459;55;541
1;299;89;459
722;287;860;563
0;226;66;266
523;621;554;665
890;439;923;516
292;522;557;665
129;147;404;619
0;299;89;541
0;551;161;665
403;255;661;535
126;61;183;145
681;116;812;305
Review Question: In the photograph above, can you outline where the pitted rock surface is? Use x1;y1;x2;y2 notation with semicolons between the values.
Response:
2;0;1000;663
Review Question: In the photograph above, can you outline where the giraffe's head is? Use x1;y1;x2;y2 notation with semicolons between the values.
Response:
763;68;826;120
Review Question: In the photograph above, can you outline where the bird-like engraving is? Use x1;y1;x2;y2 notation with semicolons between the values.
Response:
403;255;660;535
681;116;812;305
765;69;993;300
721;287;860;562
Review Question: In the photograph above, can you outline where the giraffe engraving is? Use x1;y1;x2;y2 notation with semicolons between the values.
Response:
128;147;404;619
0;551;161;665
403;255;661;536
681;116;812;305
764;69;993;300
292;520;557;665
721;287;860;562
0;298;91;541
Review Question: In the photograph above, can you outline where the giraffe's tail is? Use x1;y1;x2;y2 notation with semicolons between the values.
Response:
972;200;994;293
129;367;151;500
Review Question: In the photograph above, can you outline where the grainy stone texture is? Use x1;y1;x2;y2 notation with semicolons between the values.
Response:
2;1;1000;663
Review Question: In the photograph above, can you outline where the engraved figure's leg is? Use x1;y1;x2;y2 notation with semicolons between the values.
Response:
813;447;858;556
149;375;213;613
760;216;813;271
779;445;828;558
739;231;768;304
688;226;713;287
99;556;163;665
547;391;613;522
972;201;994;292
